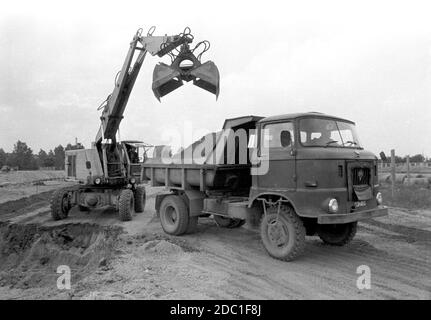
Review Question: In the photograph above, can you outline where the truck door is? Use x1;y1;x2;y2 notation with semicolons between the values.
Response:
256;121;296;191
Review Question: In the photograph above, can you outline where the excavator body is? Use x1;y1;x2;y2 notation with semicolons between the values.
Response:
51;27;219;222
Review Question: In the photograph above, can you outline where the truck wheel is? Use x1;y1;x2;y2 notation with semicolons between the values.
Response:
229;219;246;228
260;205;306;261
159;195;189;236
78;205;89;212
134;186;146;213
303;218;318;236
186;216;198;234
118;189;135;221
51;188;72;220
214;215;245;228
317;222;357;246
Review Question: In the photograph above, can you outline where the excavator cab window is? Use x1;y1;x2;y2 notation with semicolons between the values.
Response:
125;144;139;164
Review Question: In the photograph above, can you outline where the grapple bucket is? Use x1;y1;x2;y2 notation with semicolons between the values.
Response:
152;45;220;101
190;61;220;97
152;63;183;101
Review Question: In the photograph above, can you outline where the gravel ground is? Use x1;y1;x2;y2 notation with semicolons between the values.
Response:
0;184;429;300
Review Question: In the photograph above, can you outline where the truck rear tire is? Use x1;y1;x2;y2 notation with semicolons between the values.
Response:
134;186;146;213
159;195;189;236
51;188;72;220
317;222;357;246
186;216;198;234
229;219;246;228
213;215;245;228
78;205;89;212
118;189;135;221
260;204;306;261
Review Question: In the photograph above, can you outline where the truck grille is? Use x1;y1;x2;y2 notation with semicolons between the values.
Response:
352;167;370;186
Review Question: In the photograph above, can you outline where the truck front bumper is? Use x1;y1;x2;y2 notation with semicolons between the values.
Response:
317;205;388;224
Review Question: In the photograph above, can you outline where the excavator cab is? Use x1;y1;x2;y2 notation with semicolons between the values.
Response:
152;38;220;101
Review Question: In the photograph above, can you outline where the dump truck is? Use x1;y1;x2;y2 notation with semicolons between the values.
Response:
51;27;220;221
142;113;388;261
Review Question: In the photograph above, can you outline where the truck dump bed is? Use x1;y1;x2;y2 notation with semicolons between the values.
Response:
142;163;250;191
141;115;263;192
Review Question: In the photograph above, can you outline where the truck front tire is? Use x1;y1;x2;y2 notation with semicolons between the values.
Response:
317;222;357;246
118;189;135;221
134;186;146;213
159;195;189;236
260;204;306;261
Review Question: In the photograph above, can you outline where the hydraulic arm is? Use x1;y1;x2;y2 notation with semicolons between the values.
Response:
96;27;220;144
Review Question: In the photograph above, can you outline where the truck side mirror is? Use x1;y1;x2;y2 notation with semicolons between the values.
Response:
379;151;387;161
86;161;92;169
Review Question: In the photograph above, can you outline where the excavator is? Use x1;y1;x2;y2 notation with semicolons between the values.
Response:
51;27;220;221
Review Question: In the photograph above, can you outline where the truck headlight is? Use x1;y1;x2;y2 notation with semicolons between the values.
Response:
376;192;383;205
94;178;101;185
130;178;136;184
328;198;339;213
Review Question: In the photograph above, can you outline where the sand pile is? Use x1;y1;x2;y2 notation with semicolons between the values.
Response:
0;222;121;289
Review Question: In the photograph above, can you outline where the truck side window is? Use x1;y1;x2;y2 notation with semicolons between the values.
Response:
248;133;257;148
262;122;294;148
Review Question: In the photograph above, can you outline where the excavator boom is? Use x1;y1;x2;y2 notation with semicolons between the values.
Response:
96;27;220;144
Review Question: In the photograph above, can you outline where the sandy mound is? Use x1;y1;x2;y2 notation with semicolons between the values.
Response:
0;222;121;289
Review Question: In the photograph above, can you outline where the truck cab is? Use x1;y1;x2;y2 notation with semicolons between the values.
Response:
249;112;386;223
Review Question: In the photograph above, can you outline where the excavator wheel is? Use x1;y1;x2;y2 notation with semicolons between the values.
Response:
51;188;72;220
159;195;189;236
213;215;245;229
118;189;135;221
134;186;146;213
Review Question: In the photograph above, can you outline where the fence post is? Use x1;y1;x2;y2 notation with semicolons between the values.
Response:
406;155;410;184
391;149;395;198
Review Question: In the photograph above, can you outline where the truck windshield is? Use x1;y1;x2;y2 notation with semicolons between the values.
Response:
299;118;362;148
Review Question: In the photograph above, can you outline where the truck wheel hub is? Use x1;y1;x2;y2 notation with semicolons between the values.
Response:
268;221;288;246
166;206;177;223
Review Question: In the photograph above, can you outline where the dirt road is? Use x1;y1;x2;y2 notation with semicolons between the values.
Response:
0;185;429;299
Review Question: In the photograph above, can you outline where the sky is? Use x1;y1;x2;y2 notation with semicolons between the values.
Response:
1;0;430;157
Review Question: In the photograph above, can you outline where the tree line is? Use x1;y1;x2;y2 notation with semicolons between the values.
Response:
0;140;84;170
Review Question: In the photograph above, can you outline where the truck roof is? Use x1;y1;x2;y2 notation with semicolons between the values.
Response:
259;112;355;124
